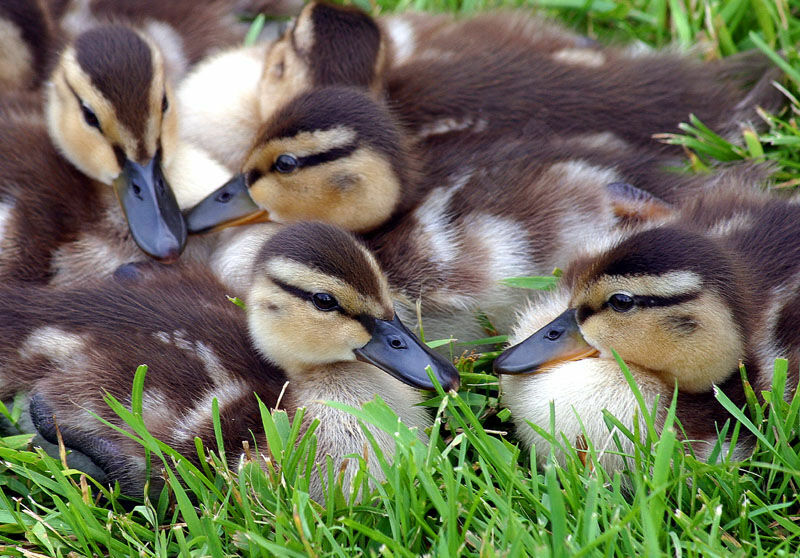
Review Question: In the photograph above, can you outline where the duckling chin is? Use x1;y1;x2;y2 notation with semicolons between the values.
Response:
5;222;458;500
497;168;799;471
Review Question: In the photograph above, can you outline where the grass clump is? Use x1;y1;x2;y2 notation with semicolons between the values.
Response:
1;358;799;556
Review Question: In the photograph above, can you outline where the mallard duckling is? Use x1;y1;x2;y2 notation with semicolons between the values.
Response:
0;0;56;92
2;222;458;499
185;86;702;340
495;167;798;471
176;42;272;169
255;1;779;150
173;3;595;168
0;24;198;285
176;1;779;216
175;1;385;169
49;0;259;81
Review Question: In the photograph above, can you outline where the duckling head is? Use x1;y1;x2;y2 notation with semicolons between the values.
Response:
45;25;186;262
496;227;749;393
186;86;412;234
258;1;386;119
245;221;459;391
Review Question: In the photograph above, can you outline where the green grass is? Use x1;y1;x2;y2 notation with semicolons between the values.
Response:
2;359;799;556
4;0;800;556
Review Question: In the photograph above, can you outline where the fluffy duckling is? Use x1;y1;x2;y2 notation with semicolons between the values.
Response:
48;0;260;81
175;1;385;169
173;3;622;168
495;167;799;471
176;2;779;220
0;24;197;285
185;86;705;340
3;222;457;500
255;1;780;151
0;0;56;92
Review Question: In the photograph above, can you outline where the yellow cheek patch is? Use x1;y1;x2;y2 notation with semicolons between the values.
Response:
48;51;154;183
247;146;400;233
247;275;376;371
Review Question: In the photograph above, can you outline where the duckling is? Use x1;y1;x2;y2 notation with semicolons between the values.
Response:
1;222;458;500
0;24;191;285
495;166;798;471
49;0;259;81
185;86;706;341
176;1;779;221
255;1;780;151
175;0;387;169
174;3;606;168
0;0;57;92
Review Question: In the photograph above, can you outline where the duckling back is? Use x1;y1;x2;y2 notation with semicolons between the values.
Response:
259;2;781;154
0;263;282;494
387;20;779;151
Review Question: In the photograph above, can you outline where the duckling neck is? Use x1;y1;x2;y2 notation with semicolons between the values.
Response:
283;362;430;500
285;362;428;428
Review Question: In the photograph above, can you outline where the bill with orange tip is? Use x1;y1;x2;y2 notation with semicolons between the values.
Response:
493;309;599;375
184;172;269;234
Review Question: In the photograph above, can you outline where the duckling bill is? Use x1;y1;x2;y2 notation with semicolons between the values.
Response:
185;171;268;234
112;149;186;262
494;308;599;375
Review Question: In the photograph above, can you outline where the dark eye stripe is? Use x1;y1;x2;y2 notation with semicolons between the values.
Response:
576;304;596;323
271;143;358;173
627;291;700;308
577;290;701;324
272;278;354;319
66;81;102;132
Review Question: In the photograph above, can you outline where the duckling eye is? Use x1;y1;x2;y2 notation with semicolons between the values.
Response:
608;293;635;313
80;101;101;131
312;292;339;311
274;154;299;174
161;93;169;114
